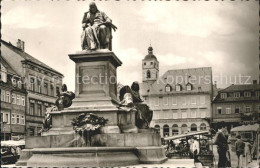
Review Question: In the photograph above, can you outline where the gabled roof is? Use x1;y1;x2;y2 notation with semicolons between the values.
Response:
0;56;19;76
213;84;260;102
1;40;63;76
140;67;212;96
219;84;260;92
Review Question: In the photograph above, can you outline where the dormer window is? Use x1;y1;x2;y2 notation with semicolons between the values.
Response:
244;91;251;97
165;84;172;92
234;92;240;98
144;62;146;66
146;70;151;78
186;83;192;91
220;93;227;99
150;62;153;65
176;84;181;91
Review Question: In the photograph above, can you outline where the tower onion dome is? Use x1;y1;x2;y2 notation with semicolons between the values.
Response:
144;46;157;61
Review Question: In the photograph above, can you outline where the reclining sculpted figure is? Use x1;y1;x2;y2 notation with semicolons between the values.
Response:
119;82;153;129
40;84;75;133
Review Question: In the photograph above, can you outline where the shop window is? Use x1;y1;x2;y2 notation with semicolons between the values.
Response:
172;124;178;135
163;125;169;137
154;125;160;135
181;124;188;134
200;123;207;131
191;124;197;132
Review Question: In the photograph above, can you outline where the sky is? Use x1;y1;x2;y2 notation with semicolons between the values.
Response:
1;0;259;91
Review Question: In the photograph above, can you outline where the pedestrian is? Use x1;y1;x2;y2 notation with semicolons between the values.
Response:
244;139;252;164
192;137;200;163
235;135;245;168
189;138;194;159
210;121;229;168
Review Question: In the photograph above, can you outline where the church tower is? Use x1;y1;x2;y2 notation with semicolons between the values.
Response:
142;46;159;84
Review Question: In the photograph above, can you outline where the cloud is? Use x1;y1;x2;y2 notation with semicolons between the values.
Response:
2;7;50;29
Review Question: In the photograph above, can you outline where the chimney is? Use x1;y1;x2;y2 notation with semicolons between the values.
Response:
253;80;257;85
16;39;25;51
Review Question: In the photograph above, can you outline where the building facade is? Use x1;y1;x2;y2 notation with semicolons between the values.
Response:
140;46;213;137
1;57;27;140
1;40;63;136
212;81;260;131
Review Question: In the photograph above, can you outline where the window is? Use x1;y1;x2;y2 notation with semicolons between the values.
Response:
181;97;186;105
163;97;168;105
191;110;196;118
30;77;35;91
11;114;16;124
16;114;20;124
38;79;42;93
255;91;260;97
21;96;25;106
200;96;205;104
244;92;251;97
201;111;206;118
186;84;192;91
6;91;10;103
1;89;5;102
144;62;146;66
191;124;197;132
12;93;16;104
2;113;10;124
181;124;188;134
200;123;207;131
234;92;240;98
30;103;35;115
220;93;227;99
173;112;178;119
226;108;231;114
37;104;42;116
176;85;181;91
154;111;160;119
163;125;169;137
154;97;159;106
16;95;20;105
150;62;153;65
245;106;251;112
172;97;177;105
44;83;48;95
172;124;178;135
235;107;240;113
165;85;171;92
50;84;54;96
217;107;222;114
181;111;187;118
154;125;160;135
146;70;151;79
191;96;196;105
21;115;25;125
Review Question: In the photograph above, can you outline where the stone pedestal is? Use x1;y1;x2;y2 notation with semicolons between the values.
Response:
69;50;122;108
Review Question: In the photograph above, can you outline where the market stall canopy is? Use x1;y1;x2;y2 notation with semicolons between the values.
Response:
1;140;25;147
230;124;259;132
164;131;209;141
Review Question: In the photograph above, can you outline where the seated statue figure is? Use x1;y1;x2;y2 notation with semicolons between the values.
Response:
119;82;153;129
81;2;117;51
